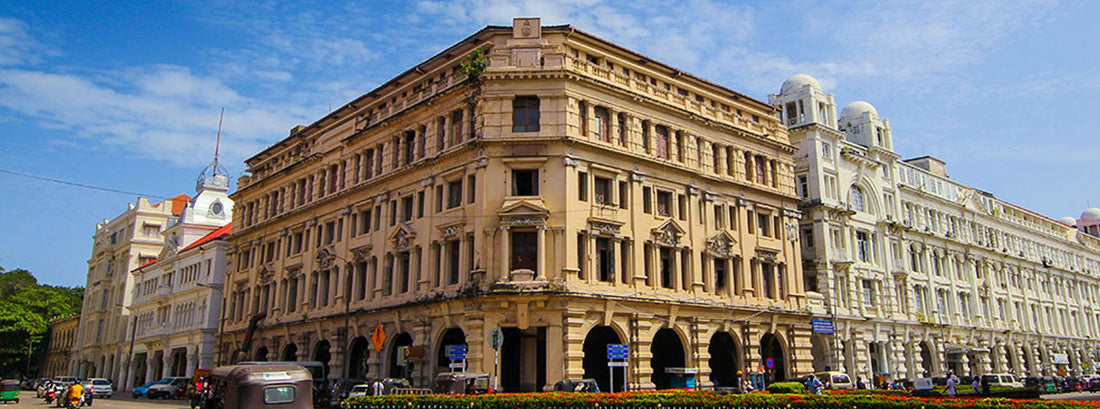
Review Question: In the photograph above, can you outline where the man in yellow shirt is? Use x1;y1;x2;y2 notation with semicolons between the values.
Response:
66;382;83;406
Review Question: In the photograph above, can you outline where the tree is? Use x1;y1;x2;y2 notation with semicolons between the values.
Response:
0;267;83;378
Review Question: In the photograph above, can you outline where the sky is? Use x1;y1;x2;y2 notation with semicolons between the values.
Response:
1;0;1098;288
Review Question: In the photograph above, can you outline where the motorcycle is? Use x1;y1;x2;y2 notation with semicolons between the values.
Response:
44;388;55;404
66;393;81;409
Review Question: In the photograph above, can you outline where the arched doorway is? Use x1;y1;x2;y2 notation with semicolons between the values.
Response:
650;328;686;390
282;343;298;361
583;326;623;393
919;342;934;377
254;346;269;362
708;332;740;388
347;337;370;380
313;340;332;380
388;332;414;380
759;333;787;383
435;328;466;372
1021;346;1032;375
1004;347;1015;373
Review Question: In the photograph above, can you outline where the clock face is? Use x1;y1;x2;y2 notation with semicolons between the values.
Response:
211;202;223;215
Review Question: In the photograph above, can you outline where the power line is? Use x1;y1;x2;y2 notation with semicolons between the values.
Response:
0;169;167;199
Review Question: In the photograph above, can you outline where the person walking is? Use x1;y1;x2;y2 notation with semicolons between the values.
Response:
946;373;958;397
806;376;824;395
971;376;980;395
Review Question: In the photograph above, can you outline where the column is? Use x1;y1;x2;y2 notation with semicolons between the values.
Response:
162;352;172;378
145;355;156;386
611;237;621;286
186;348;197;378
717;144;728;175
536;225;547;281
500;226;510;279
124;355;135;390
891;334;907;380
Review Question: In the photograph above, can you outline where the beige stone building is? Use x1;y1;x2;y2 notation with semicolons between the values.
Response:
221;19;810;392
73;194;189;380
44;315;79;378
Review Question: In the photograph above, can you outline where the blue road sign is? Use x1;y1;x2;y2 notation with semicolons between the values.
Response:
765;357;774;369
811;319;834;334
607;344;629;360
448;344;468;361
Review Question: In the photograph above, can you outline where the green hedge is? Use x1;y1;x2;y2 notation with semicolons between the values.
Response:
766;381;806;394
343;390;1094;409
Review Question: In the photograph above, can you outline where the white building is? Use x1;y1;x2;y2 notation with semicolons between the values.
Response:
126;166;232;389
73;194;189;380
772;74;1100;384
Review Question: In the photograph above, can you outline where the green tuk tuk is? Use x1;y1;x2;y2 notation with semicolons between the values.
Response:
0;379;19;404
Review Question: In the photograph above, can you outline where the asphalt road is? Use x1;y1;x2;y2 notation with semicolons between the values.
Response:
7;393;191;409
1043;391;1100;401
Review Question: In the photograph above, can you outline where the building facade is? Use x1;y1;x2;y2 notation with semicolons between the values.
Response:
771;74;1100;385
72;194;189;380
126;168;233;390
44;315;79;378
220;18;811;392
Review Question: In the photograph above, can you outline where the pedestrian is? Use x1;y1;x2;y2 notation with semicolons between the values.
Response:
972;376;980;395
856;376;866;390
371;379;384;396
946;373;958;397
806;376;823;395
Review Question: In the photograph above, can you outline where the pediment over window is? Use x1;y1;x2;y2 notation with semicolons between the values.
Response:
499;198;549;226
706;231;738;256
389;223;417;251
651;219;686;246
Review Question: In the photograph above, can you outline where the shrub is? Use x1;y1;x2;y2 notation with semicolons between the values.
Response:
766;381;807;394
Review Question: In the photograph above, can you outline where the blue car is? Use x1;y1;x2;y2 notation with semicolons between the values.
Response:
131;382;156;398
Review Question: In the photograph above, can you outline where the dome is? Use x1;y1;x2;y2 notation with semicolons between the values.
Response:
1059;216;1078;226
840;101;878;119
1081;208;1100;223
780;74;821;95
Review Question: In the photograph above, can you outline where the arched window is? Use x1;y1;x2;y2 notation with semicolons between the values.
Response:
850;186;865;212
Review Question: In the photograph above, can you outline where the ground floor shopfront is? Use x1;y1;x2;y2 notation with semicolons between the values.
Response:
219;292;814;392
123;331;217;390
809;319;1100;386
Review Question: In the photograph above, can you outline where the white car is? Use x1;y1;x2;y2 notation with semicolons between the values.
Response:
348;384;371;398
88;378;113;398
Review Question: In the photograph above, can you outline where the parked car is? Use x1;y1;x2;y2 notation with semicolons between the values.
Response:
347;384;371;398
131;381;156;398
87;378;112;398
814;371;854;390
979;374;1024;389
146;377;189;399
433;373;489;395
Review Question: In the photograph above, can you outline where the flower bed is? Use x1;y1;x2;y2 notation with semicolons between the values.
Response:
343;390;1095;409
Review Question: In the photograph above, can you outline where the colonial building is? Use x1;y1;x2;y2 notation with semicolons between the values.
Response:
771;74;1100;385
127;165;233;390
220;18;810;392
44;315;79;378
72;194;189;380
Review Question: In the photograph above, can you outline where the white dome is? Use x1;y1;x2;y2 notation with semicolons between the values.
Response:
1081;208;1100;222
841;101;878;119
780;74;821;95
1059;216;1078;226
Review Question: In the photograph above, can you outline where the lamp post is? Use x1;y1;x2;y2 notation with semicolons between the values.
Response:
197;282;225;367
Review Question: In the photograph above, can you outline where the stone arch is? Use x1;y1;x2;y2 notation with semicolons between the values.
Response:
810;334;831;372
708;331;742;388
313;340;331;379
583;325;625;393
346;336;370;380
387;332;414;380
919;340;935;377
435;327;467;372
281;343;298;361
254;346;269;362
650;327;687;390
759;332;788;382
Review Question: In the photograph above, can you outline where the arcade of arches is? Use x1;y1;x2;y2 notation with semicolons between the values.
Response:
218;296;813;391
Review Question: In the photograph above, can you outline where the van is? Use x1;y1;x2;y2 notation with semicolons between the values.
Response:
813;371;854;390
980;374;1023;389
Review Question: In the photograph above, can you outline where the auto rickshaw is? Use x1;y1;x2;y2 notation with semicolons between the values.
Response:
203;364;313;409
0;379;20;404
432;373;490;395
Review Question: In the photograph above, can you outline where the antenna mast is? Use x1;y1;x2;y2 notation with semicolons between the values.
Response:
213;107;224;174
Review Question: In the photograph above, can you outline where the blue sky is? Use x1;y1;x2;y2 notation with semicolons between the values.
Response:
1;0;1097;287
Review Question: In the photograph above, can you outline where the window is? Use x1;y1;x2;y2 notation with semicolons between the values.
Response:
798;176;808;198
856;231;870;262
757;213;769;236
714;205;724;229
677;194;686;221
618;181;629;209
850;186;865;212
674;131;684;162
803;229;814;248
435;185;443;213
656;191;672;217
862;280;875;307
594;177;612;205
754;156;766;184
578;101;588;137
447;241;460;285
822;142;831;158
389;201;397;226
641;121;650;153
512;96;540;132
596;237;614;282
655;126;670;159
593;107;610;142
642;187;652;214
436;117;446;151
447;180;463;209
467;175;476;204
578;172;588;201
451;110;464;145
512;169;539;196
403;130;415;165
401;196;414;222
417;191;425;218
617;113;627;146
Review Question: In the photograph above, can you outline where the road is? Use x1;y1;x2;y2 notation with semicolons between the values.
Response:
1044;391;1100;401
9;393;190;409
